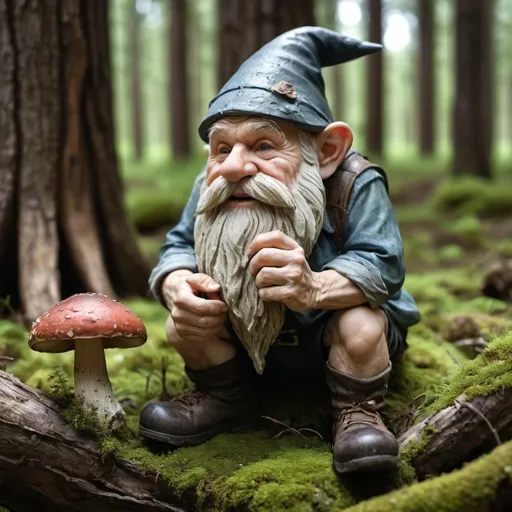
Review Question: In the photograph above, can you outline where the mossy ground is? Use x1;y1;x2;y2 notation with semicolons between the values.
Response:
1;156;512;510
344;440;512;512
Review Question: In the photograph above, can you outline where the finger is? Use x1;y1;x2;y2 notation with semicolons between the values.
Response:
249;247;293;275
185;273;222;294
258;285;291;303
255;267;289;288
247;231;298;260
176;324;212;340
173;308;227;329
174;289;228;315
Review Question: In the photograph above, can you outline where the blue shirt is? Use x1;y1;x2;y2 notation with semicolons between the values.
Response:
149;167;420;336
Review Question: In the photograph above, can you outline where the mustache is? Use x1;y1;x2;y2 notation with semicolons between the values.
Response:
195;173;296;215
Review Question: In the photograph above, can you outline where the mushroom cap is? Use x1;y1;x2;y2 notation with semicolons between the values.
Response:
29;293;147;353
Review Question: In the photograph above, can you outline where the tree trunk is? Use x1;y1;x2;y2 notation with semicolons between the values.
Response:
0;0;149;323
453;0;494;178
169;0;191;158
418;0;435;155
1;370;511;510
330;0;343;121
366;0;383;156
130;1;144;160
217;0;315;89
188;0;202;135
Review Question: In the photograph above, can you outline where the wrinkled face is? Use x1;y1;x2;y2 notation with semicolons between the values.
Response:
194;116;326;373
206;116;303;194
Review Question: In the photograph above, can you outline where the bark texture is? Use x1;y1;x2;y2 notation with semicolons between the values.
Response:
399;388;512;479
217;0;315;89
453;0;494;177
130;2;144;160
329;0;343;121
1;370;510;509
0;0;149;323
0;371;185;512
418;0;435;155
366;0;383;156
169;0;191;157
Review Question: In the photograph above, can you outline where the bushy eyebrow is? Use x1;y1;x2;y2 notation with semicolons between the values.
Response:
208;118;286;142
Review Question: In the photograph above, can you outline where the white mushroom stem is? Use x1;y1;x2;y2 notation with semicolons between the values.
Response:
74;339;125;431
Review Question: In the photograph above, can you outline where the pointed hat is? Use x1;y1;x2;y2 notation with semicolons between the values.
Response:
199;26;381;141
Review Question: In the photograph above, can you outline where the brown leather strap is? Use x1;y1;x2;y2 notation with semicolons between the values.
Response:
324;152;388;253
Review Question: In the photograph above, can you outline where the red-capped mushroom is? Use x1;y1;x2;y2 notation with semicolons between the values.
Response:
29;293;147;431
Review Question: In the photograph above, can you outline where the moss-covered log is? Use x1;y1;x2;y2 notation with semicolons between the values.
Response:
1;367;511;511
399;387;512;479
0;371;184;512
345;441;512;512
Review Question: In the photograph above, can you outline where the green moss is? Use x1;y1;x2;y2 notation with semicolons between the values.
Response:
344;441;512;512
395;428;438;486
428;332;512;413
438;244;464;262
444;214;484;247
62;401;110;439
433;176;512;218
2;261;510;511
0;319;29;361
103;432;356;511
494;239;512;257
138;234;166;265
128;191;183;231
123;154;205;230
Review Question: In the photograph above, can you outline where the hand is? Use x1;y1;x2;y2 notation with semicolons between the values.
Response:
247;231;320;312
162;271;228;343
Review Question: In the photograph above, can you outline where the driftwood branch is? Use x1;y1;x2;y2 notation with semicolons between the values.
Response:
399;386;512;478
1;369;511;510
0;371;185;512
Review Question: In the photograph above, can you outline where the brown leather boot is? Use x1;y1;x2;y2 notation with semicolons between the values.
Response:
325;362;399;473
139;354;259;447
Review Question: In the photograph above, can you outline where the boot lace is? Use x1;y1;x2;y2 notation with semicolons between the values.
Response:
338;401;380;428
174;389;207;407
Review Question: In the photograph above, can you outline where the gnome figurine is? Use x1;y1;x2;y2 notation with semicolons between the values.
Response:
140;27;420;475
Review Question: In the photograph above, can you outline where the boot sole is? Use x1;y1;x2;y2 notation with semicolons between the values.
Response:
139;418;256;448
334;454;400;474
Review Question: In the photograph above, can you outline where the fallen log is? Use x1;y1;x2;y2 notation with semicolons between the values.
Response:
399;386;512;478
0;371;185;512
1;369;511;510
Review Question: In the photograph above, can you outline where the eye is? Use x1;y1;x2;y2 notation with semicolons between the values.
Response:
257;142;273;151
218;145;231;155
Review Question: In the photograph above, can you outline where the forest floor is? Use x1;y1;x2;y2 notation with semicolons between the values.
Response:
1;153;512;511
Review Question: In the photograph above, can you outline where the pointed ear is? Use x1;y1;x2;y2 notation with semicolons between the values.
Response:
315;122;353;179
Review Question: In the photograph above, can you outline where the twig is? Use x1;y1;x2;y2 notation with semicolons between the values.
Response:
133;368;158;393
445;349;463;368
455;399;501;446
261;415;307;439
295;427;324;441
0;356;14;361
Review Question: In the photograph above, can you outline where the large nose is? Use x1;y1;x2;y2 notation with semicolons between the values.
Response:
218;144;258;183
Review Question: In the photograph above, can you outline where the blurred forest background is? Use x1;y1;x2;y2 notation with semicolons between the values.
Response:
111;0;512;271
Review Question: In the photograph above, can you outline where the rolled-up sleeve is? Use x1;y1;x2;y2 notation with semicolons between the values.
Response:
148;171;206;301
321;169;405;308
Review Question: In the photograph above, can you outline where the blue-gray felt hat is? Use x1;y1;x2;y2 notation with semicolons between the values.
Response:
198;26;381;142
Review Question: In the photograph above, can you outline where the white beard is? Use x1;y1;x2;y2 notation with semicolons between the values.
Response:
194;160;326;373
